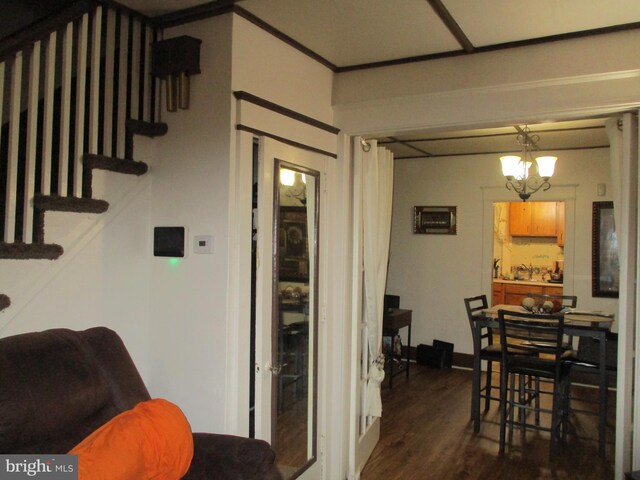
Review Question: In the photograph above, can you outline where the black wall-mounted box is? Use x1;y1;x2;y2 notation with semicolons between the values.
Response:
154;227;185;257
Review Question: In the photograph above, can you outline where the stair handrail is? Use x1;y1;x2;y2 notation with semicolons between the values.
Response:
0;0;154;64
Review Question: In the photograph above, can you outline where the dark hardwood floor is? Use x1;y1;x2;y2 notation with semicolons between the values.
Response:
361;365;615;480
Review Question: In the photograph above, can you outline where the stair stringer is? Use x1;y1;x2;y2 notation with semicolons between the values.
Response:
0;134;158;331
0;172;153;333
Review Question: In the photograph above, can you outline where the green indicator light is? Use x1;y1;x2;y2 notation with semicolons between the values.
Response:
168;258;181;267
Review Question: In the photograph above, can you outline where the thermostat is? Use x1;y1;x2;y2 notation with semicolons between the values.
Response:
194;235;213;254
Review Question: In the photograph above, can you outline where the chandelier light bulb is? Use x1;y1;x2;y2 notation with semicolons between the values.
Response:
280;168;295;186
536;156;557;178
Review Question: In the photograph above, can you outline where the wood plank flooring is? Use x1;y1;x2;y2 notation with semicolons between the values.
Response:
360;365;614;480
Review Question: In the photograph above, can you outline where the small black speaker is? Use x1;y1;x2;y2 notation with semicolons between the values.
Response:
433;340;454;368
416;344;445;368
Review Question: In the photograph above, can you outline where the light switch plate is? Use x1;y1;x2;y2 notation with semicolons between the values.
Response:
194;235;213;254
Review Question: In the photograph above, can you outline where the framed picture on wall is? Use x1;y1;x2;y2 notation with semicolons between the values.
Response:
592;201;619;298
413;206;457;235
279;206;309;281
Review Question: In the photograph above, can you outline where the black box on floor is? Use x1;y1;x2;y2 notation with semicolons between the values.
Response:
416;344;445;368
433;340;454;368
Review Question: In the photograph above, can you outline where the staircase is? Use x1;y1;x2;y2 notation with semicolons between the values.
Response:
0;2;164;312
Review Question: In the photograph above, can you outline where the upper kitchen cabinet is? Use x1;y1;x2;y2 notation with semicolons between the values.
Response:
509;202;558;237
556;202;565;246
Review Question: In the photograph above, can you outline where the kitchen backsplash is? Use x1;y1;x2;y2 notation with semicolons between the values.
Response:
496;235;564;279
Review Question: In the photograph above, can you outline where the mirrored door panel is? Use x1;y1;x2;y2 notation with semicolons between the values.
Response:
273;160;319;479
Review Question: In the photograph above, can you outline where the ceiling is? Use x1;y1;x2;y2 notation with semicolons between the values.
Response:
377;118;611;160
120;0;640;70
110;0;636;156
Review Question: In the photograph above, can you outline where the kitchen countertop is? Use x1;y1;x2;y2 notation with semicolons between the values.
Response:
493;279;564;287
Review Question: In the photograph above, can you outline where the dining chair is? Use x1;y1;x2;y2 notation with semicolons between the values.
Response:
565;330;617;445
497;309;571;460
464;295;501;424
524;293;577;414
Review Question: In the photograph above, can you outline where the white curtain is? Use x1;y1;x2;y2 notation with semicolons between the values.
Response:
360;139;394;417
605;117;623;233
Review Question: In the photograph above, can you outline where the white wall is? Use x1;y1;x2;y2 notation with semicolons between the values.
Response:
0;137;156;379
229;14;348;478
146;14;234;433
386;148;617;355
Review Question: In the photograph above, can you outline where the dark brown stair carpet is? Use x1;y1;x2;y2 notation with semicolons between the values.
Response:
0;242;63;260
82;155;148;198
0;294;10;311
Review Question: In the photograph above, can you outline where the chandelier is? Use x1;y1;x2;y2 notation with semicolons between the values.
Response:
280;168;307;205
500;126;557;201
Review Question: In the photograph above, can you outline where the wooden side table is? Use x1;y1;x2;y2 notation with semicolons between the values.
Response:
383;309;412;388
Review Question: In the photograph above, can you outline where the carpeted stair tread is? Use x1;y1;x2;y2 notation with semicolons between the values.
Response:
126;119;168;137
0;294;10;311
84;154;148;176
0;242;63;260
34;194;109;214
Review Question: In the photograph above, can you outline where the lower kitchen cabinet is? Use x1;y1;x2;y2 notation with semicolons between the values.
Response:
492;282;563;306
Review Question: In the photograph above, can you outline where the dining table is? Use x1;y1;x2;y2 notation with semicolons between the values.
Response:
473;304;615;457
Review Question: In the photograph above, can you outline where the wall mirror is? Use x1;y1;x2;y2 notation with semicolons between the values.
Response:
592;201;619;297
272;160;319;479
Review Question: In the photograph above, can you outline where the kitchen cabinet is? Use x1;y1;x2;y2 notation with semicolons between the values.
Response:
509;203;532;235
556;202;565;246
509;202;557;237
493;281;563;306
492;282;504;306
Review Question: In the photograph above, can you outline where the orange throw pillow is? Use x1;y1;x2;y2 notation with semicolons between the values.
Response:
69;399;194;480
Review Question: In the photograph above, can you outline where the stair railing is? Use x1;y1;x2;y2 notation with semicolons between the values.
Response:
0;1;159;245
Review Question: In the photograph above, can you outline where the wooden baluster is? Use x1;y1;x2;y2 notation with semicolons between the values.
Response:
103;8;116;157
116;12;130;159
5;53;22;243
0;62;4;234
73;13;89;197
87;5;102;163
143;23;153;123
23;41;41;243
59;20;74;197
130;19;141;121
41;31;57;196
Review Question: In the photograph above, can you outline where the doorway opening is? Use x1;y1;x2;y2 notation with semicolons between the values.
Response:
491;201;566;307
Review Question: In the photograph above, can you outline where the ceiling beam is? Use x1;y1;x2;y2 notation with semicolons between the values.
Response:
389;137;433;157
426;0;474;53
394;144;610;160
379;125;605;145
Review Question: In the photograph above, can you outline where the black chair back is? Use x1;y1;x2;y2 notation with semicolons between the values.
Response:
497;309;566;379
464;295;490;349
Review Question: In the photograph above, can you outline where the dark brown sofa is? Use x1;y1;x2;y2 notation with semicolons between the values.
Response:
0;327;281;479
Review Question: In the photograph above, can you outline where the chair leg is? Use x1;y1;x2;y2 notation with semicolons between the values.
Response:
472;356;481;430
519;374;526;439
499;368;508;454
509;372;516;444
549;383;561;462
484;360;492;412
562;378;570;443
535;376;541;426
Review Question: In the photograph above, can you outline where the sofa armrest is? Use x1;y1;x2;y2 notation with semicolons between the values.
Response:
182;433;282;480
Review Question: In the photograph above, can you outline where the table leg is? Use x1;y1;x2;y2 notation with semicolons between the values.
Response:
472;325;481;433
406;323;411;379
598;332;607;457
